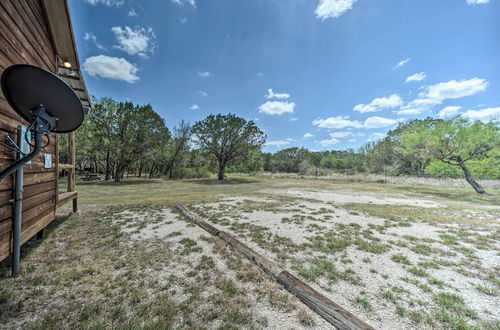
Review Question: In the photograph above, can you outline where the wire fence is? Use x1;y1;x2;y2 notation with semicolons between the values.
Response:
257;172;500;189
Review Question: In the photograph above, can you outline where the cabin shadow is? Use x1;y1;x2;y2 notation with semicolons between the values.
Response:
0;214;71;279
76;179;158;187
394;185;498;205
193;177;259;185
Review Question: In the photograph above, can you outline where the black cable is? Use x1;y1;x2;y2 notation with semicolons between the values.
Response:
25;122;50;149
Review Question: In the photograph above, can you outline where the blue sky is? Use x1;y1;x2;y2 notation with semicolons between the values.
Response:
70;0;500;152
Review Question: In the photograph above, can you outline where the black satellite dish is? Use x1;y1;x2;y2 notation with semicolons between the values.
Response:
0;64;85;180
2;64;84;133
1;64;87;277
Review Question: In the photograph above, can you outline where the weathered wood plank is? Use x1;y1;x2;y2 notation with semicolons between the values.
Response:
278;271;374;330
175;204;374;329
0;209;55;262
58;163;74;170
56;191;77;208
24;180;56;199
0;1;54;68
0;11;51;71
11;0;55;57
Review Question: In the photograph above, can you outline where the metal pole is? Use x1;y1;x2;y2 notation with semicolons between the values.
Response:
12;126;24;277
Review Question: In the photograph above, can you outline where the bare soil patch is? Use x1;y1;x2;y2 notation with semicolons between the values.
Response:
193;190;500;330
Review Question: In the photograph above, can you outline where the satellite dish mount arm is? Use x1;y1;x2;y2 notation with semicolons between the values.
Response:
0;105;57;181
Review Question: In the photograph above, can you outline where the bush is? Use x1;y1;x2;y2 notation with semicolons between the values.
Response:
170;167;211;179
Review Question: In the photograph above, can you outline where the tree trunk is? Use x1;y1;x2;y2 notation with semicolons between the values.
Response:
459;162;486;194
105;152;110;181
218;161;225;180
150;164;156;179
115;166;125;182
138;161;144;177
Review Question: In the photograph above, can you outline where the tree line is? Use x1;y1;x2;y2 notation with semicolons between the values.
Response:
60;97;499;194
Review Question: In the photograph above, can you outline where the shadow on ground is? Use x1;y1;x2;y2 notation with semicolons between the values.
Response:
76;179;160;187
0;214;71;278
193;177;260;185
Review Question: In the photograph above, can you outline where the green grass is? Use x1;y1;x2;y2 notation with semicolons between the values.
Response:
472;283;497;296
356;296;372;310
1;174;495;328
408;267;429;277
391;254;412;265
411;244;433;255
355;240;390;254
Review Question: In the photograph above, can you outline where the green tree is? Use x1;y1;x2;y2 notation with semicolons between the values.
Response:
192;114;266;180
398;118;499;194
165;120;192;179
271;147;309;173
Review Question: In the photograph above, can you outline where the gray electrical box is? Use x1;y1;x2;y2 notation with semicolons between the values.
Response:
19;126;31;164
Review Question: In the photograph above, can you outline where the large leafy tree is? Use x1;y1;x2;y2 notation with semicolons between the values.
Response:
113;102;169;182
192;114;266;180
271;147;309;173
398;118;499;194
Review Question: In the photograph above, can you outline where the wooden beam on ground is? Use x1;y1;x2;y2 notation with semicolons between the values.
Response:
175;204;374;330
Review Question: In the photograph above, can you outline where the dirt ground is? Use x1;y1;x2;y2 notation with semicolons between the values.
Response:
0;176;498;329
191;187;499;330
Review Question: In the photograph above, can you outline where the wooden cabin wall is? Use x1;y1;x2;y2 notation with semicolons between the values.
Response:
0;0;59;262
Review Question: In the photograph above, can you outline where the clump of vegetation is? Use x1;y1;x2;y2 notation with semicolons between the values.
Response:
434;292;477;329
356;295;372;310
391;254;412;265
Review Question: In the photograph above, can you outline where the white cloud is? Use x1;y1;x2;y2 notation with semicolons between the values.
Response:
83;55;139;83
198;71;212;78
424;78;488;101
466;0;489;4
111;26;156;58
128;9;138;17
318;138;341;146
363;116;400;129
266;89;290;99
190;104;200;110
405;72;426;83
393;58;411;69
397;109;422;115
171;0;196;7
266;138;295;147
347;138;356;143
303;133;314;138
329;131;352;138
198;91;208;96
257;72;264;77
84;32;106;50
397;98;441;115
462;107;500;122
289;117;298;122
259;101;295;115
315;0;356;20
354;94;403;113
312;116;363;129
180;17;187;24
84;0;124;6
313;115;400;129
398;77;488;115
437;106;462;119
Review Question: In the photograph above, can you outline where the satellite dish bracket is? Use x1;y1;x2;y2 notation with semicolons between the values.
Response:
30;104;58;133
0;105;57;181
